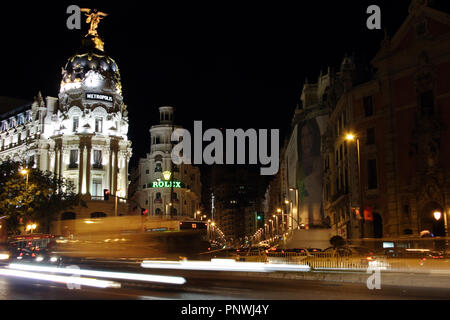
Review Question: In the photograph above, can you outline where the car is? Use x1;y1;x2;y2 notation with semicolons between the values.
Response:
9;239;62;265
0;244;10;262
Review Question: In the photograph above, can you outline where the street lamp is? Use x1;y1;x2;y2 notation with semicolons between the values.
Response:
434;211;442;221
346;132;364;238
269;219;274;238
26;223;37;234
114;189;122;217
20;169;29;191
289;187;299;229
272;214;279;236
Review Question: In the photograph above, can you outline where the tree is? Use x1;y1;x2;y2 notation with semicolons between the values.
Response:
0;160;83;235
329;235;345;248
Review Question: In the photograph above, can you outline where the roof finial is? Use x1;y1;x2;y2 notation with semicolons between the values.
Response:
80;8;108;51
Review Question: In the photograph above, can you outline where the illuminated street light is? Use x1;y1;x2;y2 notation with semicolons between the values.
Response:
434;211;442;221
20;169;29;191
346;132;364;238
345;133;355;141
26;223;37;234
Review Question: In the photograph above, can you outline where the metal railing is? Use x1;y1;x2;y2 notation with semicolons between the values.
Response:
233;250;449;273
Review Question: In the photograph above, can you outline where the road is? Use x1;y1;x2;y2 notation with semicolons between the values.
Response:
0;259;449;300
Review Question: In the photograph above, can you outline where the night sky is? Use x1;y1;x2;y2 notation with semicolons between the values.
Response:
0;1;411;168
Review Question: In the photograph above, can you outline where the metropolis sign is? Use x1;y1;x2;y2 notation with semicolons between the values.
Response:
86;93;114;103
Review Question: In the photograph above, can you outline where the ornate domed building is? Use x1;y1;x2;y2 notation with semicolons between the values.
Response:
0;21;132;235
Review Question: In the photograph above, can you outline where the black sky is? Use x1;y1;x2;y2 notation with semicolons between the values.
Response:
0;1;410;168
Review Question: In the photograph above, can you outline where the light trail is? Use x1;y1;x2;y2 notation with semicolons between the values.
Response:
8;263;186;285
141;258;311;272
0;268;120;288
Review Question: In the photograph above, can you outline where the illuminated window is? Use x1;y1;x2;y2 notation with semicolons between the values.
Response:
92;178;102;197
95;118;103;133
73;117;79;132
93;150;102;169
69;150;78;168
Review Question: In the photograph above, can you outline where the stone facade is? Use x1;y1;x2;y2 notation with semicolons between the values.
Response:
322;1;450;238
135;106;201;218
0;37;132;235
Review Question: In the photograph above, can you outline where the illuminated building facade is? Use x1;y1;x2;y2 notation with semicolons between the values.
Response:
136;106;201;218
0;33;132;230
323;1;450;238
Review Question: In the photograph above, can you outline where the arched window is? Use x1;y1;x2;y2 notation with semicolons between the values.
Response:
155;192;161;200
155;163;162;172
154;155;163;162
61;212;76;220
90;212;107;218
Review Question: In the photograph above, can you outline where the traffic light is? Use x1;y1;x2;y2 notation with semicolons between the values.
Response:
103;189;110;201
257;213;262;221
141;208;148;216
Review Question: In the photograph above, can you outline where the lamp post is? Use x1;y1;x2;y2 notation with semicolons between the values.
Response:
269;219;274;239
20;169;29;191
114;189;122;217
289;187;299;229
272;214;279;236
26;223;36;234
346;133;364;238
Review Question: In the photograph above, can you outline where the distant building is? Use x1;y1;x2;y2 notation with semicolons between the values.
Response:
207;166;265;245
135;106;201;218
322;1;450;238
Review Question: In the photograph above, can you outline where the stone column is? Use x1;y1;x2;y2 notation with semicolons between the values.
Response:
58;146;63;178
78;143;84;194
114;149;119;196
85;137;92;196
110;138;119;196
109;148;113;191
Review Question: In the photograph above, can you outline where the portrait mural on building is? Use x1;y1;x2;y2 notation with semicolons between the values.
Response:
296;117;326;226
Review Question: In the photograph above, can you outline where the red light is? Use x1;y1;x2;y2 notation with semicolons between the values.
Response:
31;253;35;257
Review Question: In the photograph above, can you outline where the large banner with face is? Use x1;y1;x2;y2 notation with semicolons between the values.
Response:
297;116;327;226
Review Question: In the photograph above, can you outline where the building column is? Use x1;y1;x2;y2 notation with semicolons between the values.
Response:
108;149;113;191
78;143;84;194
58;146;63;178
85;138;92;196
